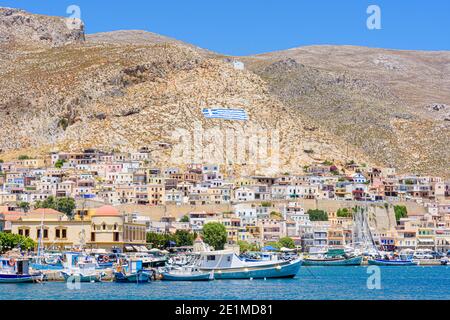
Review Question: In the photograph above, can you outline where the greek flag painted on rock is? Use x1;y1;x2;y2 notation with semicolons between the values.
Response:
202;108;249;121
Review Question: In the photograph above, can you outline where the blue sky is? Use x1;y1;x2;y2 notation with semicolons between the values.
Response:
2;0;449;55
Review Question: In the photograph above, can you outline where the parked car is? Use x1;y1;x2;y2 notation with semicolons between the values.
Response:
413;250;433;259
431;251;444;259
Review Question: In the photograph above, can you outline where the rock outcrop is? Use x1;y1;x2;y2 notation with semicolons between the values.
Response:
0;7;84;47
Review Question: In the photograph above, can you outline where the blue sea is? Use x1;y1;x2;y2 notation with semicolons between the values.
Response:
1;266;449;300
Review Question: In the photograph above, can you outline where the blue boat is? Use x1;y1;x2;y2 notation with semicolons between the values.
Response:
368;259;417;266
114;259;151;283
196;250;302;280
0;258;43;283
303;255;363;266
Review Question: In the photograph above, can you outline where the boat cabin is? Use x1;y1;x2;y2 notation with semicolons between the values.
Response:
198;250;246;269
0;258;31;275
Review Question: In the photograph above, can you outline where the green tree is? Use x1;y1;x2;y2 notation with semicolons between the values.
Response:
146;232;165;248
307;209;328;221
261;202;272;207
202;222;227;250
18;201;30;213
0;232;35;253
55;197;76;217
35;196;76;217
18;155;31;160
279;237;295;249
394;205;408;222
337;208;353;218
55;159;65;169
179;215;190;223
238;241;260;253
175;230;194;246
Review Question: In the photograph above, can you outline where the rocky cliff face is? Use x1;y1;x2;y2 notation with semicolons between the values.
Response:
0;8;448;177
0;7;84;47
245;46;450;177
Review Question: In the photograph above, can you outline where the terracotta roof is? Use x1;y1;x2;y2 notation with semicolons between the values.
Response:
30;208;63;215
92;205;120;217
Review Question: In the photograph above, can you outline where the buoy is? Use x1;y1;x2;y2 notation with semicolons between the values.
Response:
250;277;253;281
264;277;267;281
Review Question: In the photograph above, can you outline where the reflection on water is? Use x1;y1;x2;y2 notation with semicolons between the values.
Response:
1;266;449;300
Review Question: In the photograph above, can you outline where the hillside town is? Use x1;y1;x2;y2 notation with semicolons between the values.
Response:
0;148;449;254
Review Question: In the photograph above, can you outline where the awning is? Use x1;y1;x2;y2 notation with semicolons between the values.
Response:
124;245;134;251
417;239;434;243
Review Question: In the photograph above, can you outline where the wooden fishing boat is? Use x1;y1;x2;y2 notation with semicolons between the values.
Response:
303;249;362;266
161;266;213;281
367;259;417;266
0;258;43;283
303;255;363;266
114;259;151;283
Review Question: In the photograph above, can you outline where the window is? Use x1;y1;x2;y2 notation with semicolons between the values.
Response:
55;229;60;239
62;229;67;239
113;232;119;242
91;232;95;242
37;229;48;239
207;255;216;261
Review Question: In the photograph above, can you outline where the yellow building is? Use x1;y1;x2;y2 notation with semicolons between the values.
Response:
10;205;146;250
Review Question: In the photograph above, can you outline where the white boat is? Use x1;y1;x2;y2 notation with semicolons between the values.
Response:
161;266;213;281
60;253;103;282
0;258;43;283
194;250;301;280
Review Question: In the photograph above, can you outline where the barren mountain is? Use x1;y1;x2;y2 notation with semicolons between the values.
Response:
0;8;448;177
244;46;450;177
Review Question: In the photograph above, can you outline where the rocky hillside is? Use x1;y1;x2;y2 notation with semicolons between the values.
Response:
0;7;84;47
0;8;370;176
244;46;450;177
0;8;448;177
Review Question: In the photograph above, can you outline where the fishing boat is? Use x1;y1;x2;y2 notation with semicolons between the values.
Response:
194;250;302;280
0;258;43;283
30;253;64;271
367;258;417;266
161;266;213;281
60;252;103;282
303;249;363;266
114;259;151;283
303;255;363;266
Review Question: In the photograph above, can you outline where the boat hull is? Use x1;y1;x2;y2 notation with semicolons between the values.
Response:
200;259;302;280
368;259;417;266
0;274;41;283
61;271;102;282
161;272;212;281
114;271;150;283
303;256;363;266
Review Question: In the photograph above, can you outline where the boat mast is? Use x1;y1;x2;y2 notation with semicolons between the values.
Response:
37;209;45;264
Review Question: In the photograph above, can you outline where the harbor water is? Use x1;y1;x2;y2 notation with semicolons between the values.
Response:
1;266;450;300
